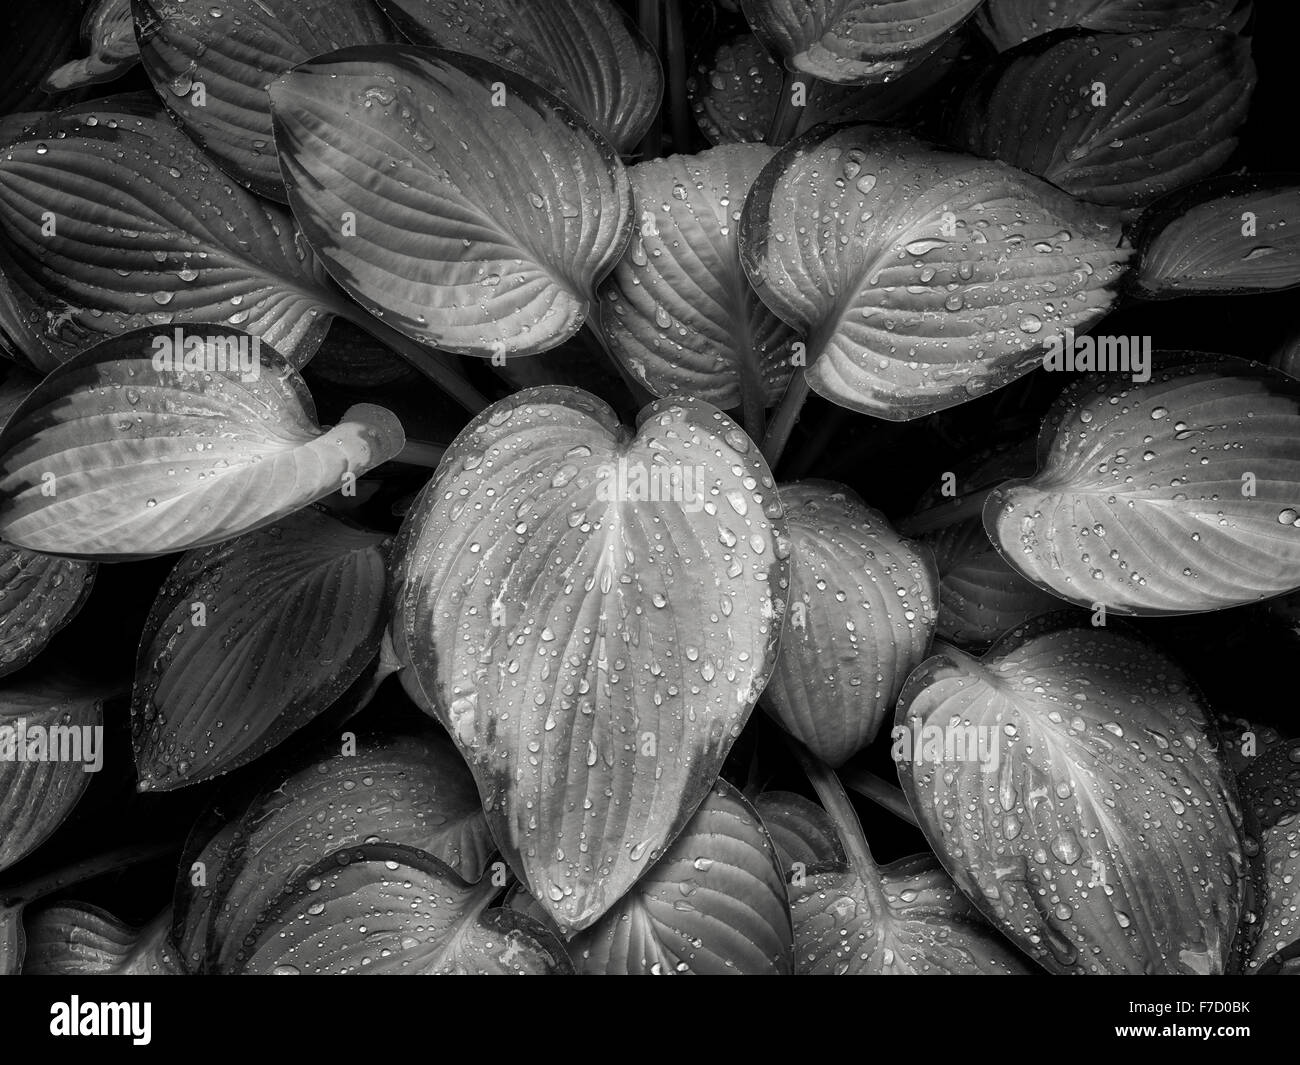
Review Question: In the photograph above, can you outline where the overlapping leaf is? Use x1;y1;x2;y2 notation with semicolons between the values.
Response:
977;0;1251;51
0;101;346;374
754;791;846;872
764;482;937;766
43;0;139;93
984;357;1300;615
0;671;109;874
1132;177;1300;297
375;0;662;153
0;327;404;559
269;45;633;359
130;507;390;789
236;843;572;974
951;30;1256;210
896;619;1246;973
739;0;982;84
23;905;183;974
0;545;95;678
598;144;796;414
132;0;396;200
569;782;793;974
690;32;959;146
739;124;1130;420
390;387;789;931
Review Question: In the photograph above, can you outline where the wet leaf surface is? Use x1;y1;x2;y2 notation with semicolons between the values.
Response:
23;904;183;974
43;0;139;93
977;0;1250;51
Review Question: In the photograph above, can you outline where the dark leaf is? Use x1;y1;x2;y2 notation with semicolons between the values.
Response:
23;904;183;974
754;790;846;872
977;0;1251;51
43;0;139;93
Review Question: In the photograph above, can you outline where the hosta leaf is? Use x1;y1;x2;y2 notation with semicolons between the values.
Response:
203;732;492;972
132;0;396;201
1233;730;1300;973
0;0;82;113
0;101;345;374
689;32;959;146
236;843;573;974
793;853;1031;973
984;357;1300;615
754;791;846;872
739;123;1130;420
598;144;796;412
1131;177;1300;298
0;900;22;975
569;781;793;974
375;0;662;153
43;0;139;93
0;327;404;559
390;386;789;931
763;482;937;766
977;0;1251;51
0;671;109;874
130;507;389;789
903;443;1061;645
0;545;96;678
269;45;633;360
738;0;982;84
951;30;1256;210
23;905;183;974
896;619;1246;974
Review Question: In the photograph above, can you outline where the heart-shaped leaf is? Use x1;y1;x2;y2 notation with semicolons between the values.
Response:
269;45;633;360
977;0;1251;51
375;0;662;154
0;327;404;559
984;357;1300;615
951;30;1256;210
23;904;183;974
0;671;109;874
42;0;139;93
1131;176;1300;298
689;32;959;146
739;124;1130;420
763;481;937;766
0;100;349;374
0;544;96;678
197;731;492;972
390;386;789;931
896;618;1247;973
902;442;1061;645
597;144;796;417
568;781;793;974
754;790;846;872
130;507;390;789
235;843;572;974
132;0;396;200
738;0;983;84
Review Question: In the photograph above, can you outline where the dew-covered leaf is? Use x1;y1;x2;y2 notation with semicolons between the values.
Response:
754;790;846;872
984;357;1300;615
896;619;1246;973
1131;176;1300;298
738;0;983;84
0;101;347;375
902;442;1061;645
951;30;1256;210
132;0;396;200
201;731;493;972
23;904;183;974
269;45;633;360
236;843;572;974
43;0;139;93
977;0;1251;51
390;386;789;932
763;481;937;766
598;144;796;412
739;123;1130;420
689;32;959;146
568;781;793;974
0;671;110;874
0;543;96;679
375;0;662;153
0;327;404;559
130;507;389;789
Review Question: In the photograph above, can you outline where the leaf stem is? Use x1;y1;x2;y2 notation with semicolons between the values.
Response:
394;439;446;469
842;766;920;829
664;0;692;153
0;843;178;908
766;69;806;146
784;736;890;915
761;372;810;470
